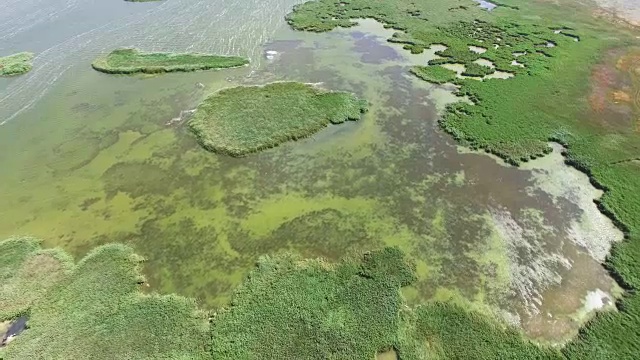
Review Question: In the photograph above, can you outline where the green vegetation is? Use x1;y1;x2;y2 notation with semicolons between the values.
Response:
91;48;248;74
210;247;558;359
1;238;558;359
188;81;368;156
0;238;209;359
411;65;457;84
0;53;33;76
287;0;640;358
461;62;495;77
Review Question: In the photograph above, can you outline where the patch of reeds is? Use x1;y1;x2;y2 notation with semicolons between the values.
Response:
188;82;368;156
91;48;248;75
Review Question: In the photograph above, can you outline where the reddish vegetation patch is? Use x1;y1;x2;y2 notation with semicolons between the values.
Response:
589;63;617;113
587;48;640;131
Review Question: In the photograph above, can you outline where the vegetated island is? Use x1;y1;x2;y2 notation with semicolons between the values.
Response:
91;48;249;74
0;52;34;77
0;237;559;359
188;81;368;156
287;0;640;358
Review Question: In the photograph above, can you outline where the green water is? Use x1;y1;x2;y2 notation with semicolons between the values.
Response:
0;2;622;341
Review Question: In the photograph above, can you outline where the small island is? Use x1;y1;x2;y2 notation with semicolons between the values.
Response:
91;48;249;74
0;52;34;77
188;82;368;156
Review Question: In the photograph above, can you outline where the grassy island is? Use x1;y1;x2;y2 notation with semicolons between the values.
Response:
188;82;368;156
0;52;33;77
286;0;640;358
91;48;249;74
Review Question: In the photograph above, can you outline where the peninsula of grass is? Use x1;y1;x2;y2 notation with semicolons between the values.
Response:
188;81;368;156
0;52;33;76
287;0;640;357
0;237;209;359
411;65;457;84
91;48;249;75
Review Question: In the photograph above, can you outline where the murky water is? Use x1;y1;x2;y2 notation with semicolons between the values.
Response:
0;3;622;343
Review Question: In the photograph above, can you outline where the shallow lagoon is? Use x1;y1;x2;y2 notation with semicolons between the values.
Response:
0;2;622;343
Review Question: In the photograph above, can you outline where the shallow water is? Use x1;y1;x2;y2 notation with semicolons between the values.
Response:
473;0;498;12
0;4;622;343
594;0;640;25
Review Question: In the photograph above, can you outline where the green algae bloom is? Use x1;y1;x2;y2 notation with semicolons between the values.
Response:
188;81;368;156
92;48;249;74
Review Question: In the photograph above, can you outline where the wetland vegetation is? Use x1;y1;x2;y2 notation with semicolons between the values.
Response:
2;0;640;358
188;81;368;156
0;53;33;77
92;48;249;75
286;0;640;357
1;238;558;359
0;237;209;359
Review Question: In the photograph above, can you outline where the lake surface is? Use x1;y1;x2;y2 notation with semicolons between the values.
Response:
0;0;622;342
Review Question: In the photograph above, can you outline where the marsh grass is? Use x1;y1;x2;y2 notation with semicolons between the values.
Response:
210;247;556;359
188;82;368;156
0;239;209;359
91;48;248;75
0;238;557;359
0;53;34;77
411;66;457;84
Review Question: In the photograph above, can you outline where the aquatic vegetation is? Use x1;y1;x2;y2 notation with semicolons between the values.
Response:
461;61;495;77
210;248;412;359
92;48;249;74
411;66;457;84
211;247;558;359
1;238;209;359
287;0;640;357
1;238;558;359
0;237;72;321
0;52;33;76
188;82;368;156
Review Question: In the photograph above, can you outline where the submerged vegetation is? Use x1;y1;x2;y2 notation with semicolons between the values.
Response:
91;48;249;74
0;53;33;76
0;237;209;359
287;0;640;357
188;81;368;156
